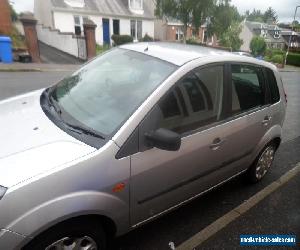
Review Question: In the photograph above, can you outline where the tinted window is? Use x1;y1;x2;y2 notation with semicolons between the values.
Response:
158;66;223;134
265;68;280;103
231;65;266;114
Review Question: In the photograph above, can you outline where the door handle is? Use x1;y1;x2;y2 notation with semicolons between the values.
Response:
210;138;225;150
262;115;272;126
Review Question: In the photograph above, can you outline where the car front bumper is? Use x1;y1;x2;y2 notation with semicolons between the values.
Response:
0;229;27;250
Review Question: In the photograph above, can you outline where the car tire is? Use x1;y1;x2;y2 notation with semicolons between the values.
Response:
246;143;276;183
23;218;106;250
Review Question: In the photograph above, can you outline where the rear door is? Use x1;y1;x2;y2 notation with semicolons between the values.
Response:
220;63;272;174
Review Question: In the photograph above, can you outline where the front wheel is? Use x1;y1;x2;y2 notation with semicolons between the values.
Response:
23;219;106;250
246;144;276;183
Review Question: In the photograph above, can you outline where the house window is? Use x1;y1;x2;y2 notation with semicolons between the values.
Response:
74;15;81;35
130;20;136;39
176;28;183;41
131;20;143;41
113;20;120;35
137;20;142;40
130;0;143;10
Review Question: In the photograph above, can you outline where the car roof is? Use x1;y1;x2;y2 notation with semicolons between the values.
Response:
120;42;276;70
121;42;231;66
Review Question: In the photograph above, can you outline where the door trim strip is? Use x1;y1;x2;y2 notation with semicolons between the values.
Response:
137;149;252;205
132;169;247;228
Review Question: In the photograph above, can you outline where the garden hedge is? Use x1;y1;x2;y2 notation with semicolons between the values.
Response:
286;52;300;67
111;35;133;45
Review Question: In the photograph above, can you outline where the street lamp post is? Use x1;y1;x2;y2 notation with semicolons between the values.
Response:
284;6;300;66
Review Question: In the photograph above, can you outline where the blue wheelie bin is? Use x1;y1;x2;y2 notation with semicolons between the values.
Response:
0;36;13;64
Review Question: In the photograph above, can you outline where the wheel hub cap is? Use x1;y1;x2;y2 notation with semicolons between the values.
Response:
46;236;97;250
255;146;275;180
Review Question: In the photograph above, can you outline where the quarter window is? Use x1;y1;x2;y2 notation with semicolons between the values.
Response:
158;65;224;135
265;68;280;104
231;65;266;114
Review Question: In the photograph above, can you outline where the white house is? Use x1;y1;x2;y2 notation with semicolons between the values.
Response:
34;0;155;45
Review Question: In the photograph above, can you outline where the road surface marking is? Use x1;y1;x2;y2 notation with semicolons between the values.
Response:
176;163;300;250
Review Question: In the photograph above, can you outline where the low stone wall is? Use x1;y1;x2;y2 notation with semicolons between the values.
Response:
36;24;87;60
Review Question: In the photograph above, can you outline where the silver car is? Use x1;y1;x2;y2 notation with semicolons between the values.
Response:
0;43;286;250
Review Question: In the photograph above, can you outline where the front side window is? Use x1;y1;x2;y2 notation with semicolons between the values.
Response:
48;49;177;137
158;65;224;135
231;64;266;115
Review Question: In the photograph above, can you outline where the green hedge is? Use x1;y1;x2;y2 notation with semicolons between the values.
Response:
111;35;133;46
271;54;284;64
286;52;300;67
140;34;154;42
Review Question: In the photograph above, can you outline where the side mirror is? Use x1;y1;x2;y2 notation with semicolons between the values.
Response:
145;128;181;151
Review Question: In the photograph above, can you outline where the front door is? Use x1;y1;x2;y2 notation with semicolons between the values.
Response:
130;65;228;225
102;18;110;45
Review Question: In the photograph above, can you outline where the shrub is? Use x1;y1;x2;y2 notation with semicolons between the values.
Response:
250;36;266;57
264;55;271;62
96;44;110;55
111;34;133;46
140;33;153;42
271;54;284;64
286;52;300;67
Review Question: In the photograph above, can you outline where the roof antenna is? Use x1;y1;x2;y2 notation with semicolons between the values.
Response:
144;43;149;52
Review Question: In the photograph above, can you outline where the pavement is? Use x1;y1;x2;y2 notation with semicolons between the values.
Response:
0;70;299;250
197;170;300;250
0;62;80;72
278;65;300;72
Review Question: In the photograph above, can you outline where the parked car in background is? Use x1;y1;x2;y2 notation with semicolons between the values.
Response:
0;43;286;250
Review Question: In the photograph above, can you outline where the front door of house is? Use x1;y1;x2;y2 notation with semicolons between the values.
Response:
102;18;110;45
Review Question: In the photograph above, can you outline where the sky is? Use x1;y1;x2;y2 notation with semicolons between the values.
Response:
11;0;300;23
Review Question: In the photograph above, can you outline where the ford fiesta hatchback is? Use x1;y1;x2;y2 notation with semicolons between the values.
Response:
0;43;286;250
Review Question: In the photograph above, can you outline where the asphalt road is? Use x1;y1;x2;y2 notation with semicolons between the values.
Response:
0;70;299;249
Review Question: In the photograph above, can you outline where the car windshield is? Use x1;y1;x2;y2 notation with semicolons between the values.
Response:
48;48;177;136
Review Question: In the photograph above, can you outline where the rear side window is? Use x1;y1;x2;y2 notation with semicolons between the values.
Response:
231;64;266;115
265;68;280;104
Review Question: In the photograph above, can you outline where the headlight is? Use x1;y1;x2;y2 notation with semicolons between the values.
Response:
0;186;7;200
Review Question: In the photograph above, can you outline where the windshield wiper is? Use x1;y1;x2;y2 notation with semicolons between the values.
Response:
44;89;62;117
49;95;62;116
64;122;105;140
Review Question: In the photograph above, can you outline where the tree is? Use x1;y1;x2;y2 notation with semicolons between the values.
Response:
246;9;264;22
263;7;278;23
250;36;266;56
155;0;214;42
207;1;242;38
206;0;242;50
219;22;243;50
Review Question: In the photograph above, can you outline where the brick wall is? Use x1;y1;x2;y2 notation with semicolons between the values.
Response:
0;0;12;34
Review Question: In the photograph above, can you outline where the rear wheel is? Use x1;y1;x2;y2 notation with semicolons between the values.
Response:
246;143;276;183
23;219;106;250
